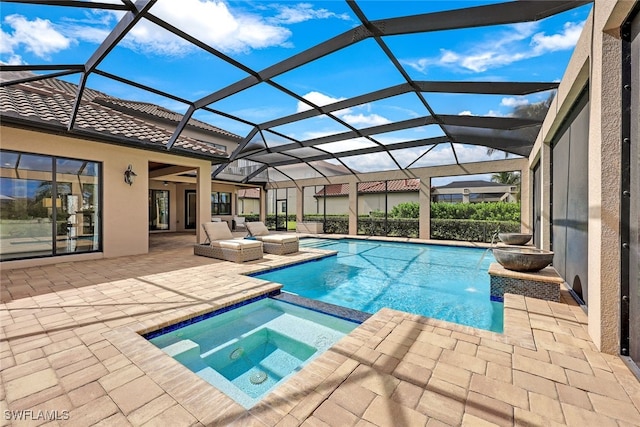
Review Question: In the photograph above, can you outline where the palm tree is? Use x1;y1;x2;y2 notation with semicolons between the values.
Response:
486;92;556;157
492;171;521;202
491;171;521;185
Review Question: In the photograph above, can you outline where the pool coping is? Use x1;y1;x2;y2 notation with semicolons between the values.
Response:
102;240;548;425
103;239;586;425
104;291;541;425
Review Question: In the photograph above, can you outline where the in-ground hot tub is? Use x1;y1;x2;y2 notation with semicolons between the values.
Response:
144;294;360;409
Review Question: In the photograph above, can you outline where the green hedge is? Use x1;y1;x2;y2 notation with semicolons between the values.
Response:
430;202;520;221
246;206;520;242
357;218;419;238
430;219;520;242
303;215;348;234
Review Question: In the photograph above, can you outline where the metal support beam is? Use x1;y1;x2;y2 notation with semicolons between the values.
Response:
67;0;156;131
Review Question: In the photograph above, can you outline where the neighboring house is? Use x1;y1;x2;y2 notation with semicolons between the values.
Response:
0;72;251;263
310;179;517;216
265;161;354;218
312;179;420;216
431;180;519;203
236;187;261;215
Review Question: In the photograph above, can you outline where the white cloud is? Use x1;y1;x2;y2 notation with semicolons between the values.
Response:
296;91;392;128
403;20;586;74
531;21;584;54
341;113;390;127
500;97;529;107
65;1;348;57
269;3;351;25
13;0;350;58
0;54;25;65
296;91;347;113
1;14;72;60
114;0;291;56
458;110;473;116
459;51;528;73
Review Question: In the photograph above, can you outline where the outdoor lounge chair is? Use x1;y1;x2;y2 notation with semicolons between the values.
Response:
245;221;299;255
194;221;263;263
233;216;247;232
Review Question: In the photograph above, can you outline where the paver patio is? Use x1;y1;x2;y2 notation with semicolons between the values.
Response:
1;233;639;426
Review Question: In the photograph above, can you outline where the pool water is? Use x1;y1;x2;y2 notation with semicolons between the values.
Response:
205;328;316;399
147;297;358;408
253;238;503;332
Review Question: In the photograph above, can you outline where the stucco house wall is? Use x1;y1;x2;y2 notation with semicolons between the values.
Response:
1;125;212;268
528;1;638;354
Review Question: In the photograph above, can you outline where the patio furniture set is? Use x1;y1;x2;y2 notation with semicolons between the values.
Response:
193;220;299;262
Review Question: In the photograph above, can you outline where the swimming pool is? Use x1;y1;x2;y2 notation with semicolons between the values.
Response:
252;238;503;332
146;295;358;409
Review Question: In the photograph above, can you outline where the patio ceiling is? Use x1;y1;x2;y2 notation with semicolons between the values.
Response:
0;0;591;183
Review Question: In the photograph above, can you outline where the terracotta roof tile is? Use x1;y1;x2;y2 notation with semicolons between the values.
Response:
0;72;236;158
237;188;260;198
315;179;420;197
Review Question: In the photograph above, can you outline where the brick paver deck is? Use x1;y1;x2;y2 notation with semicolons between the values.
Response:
1;233;639;426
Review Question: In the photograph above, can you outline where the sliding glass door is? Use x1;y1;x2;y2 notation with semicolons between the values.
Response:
0;151;101;260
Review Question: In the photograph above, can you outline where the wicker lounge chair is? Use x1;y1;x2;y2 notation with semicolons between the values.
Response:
233;216;247;232
245;221;299;255
194;222;263;262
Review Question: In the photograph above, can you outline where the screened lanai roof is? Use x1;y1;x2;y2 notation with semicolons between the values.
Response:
0;0;592;183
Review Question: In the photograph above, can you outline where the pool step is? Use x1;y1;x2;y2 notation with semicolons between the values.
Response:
162;339;201;359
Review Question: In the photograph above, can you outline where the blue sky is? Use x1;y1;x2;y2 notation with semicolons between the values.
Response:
1;1;592;177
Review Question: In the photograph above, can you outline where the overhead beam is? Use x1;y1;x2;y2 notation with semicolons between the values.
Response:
260;114;541;155
0;69;81;88
374;1;590;35
257;81;557;131
67;0;157;130
246;136;451;167
149;165;196;179
450;134;534;157
1;0;129;10
414;81;560;95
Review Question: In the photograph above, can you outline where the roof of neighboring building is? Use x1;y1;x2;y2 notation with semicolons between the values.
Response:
315;179;513;197
237;188;260;199
315;179;420;197
436;180;510;189
0;72;240;158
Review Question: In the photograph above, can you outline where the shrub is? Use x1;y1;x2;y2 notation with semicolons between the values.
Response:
430;202;520;222
389;202;419;218
430;219;520;242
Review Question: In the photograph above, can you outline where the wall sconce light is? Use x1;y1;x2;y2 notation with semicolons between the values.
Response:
124;164;137;186
163;181;168;187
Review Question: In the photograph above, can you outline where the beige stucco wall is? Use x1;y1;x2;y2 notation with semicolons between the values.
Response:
1;126;211;267
528;1;637;353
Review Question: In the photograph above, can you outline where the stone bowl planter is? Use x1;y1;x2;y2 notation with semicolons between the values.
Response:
493;247;554;272
498;233;532;246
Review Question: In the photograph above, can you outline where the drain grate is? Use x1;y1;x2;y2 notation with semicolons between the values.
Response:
229;347;244;360
250;371;268;384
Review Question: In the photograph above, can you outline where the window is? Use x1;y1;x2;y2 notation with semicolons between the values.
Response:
149;190;169;230
0;150;101;260
211;192;231;215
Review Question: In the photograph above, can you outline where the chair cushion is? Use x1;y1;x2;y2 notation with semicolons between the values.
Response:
259;235;298;244
212;239;262;250
202;221;233;241
246;221;270;236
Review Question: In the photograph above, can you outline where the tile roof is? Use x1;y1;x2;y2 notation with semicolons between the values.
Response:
316;179;421;197
314;179;511;197
0;72;239;158
237;188;260;199
437;180;507;188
